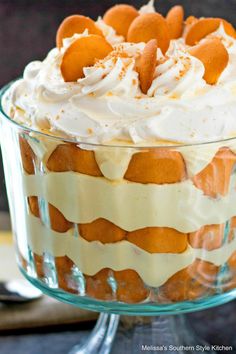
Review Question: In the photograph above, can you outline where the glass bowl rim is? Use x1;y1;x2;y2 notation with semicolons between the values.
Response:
1;79;236;150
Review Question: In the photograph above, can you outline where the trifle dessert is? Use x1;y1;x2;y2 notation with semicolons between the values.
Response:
2;0;236;305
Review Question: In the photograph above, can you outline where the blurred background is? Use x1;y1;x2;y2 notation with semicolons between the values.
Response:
0;0;236;212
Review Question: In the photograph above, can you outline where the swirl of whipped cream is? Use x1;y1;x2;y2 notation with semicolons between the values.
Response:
148;41;206;98
3;13;236;145
139;0;156;14
212;24;236;86
77;44;143;98
96;17;124;45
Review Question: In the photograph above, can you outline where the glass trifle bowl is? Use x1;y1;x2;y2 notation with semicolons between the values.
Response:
2;0;236;352
1;82;236;353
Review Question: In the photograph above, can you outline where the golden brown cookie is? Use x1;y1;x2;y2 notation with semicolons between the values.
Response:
86;268;149;303
127;227;187;253
138;39;158;94
229;216;236;242
182;16;198;38
114;269;150;303
48;204;72;233
127;13;170;54
189;38;229;85
19;137;35;174
33;254;78;293
79;218;127;243
85;268;114;301
33;254;45;279
47;144;102;176
158;259;219;302
33;255;149;302
61;35;113;82
193;147;236;198
185;16;198;26
103;4;139;38
28;196;40;217
185;17;236;46
55;256;77;293
28;196;72;233
124;149;186;184
188;224;225;251
166;5;184;39
56;15;103;48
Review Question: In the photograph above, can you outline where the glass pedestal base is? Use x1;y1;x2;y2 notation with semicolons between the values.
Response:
68;314;216;354
69;313;119;354
20;267;236;354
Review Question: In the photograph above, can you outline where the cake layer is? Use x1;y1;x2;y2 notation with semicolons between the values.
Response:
25;214;236;288
22;172;236;233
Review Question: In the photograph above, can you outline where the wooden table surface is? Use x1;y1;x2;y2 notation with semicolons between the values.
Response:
0;300;236;354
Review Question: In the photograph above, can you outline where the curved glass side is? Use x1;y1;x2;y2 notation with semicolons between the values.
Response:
1;83;236;314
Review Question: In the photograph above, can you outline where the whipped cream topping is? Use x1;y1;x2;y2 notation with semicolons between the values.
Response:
139;0;156;15
95;17;124;45
3;4;236;145
216;24;236;86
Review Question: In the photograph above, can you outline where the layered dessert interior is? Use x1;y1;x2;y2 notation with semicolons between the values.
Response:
2;0;236;304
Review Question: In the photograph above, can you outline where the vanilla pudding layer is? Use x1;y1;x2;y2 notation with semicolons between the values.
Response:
15;135;236;298
23;172;236;233
26;214;236;288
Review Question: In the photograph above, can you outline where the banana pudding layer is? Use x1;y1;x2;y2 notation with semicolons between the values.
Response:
23;168;236;233
2;1;236;304
13;134;236;303
24;214;236;287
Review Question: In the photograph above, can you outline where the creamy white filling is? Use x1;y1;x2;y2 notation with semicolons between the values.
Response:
24;214;236;288
22;172;236;233
94;147;136;181
26;135;65;166
95;18;124;45
139;0;156;14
